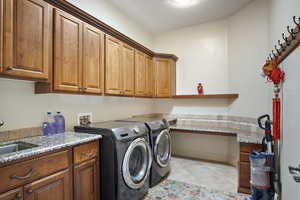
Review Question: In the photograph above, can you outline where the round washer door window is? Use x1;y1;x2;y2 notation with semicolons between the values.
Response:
122;138;152;189
154;129;171;168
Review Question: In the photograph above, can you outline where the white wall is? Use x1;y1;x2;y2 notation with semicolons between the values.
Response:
152;0;271;117
152;20;230;115
0;79;154;131
67;0;153;48
268;0;300;198
153;20;229;95
0;0;155;132
227;0;272;118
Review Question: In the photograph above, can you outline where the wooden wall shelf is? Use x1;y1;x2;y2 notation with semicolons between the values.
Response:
172;94;239;99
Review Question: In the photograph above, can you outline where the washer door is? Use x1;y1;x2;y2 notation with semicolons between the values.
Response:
154;129;171;168
122;138;152;189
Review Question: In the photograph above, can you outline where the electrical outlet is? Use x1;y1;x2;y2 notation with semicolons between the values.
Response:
78;113;92;126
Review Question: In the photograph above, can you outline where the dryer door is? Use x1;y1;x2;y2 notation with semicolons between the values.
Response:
154;129;171;168
122;138;152;189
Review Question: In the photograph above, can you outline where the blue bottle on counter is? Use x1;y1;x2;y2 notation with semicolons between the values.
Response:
54;112;65;134
42;112;56;135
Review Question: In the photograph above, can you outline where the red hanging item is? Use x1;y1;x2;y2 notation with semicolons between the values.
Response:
273;97;281;140
262;58;285;84
262;57;285;141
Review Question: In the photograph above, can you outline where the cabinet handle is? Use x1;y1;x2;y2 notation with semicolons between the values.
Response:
81;150;96;157
5;66;15;71
83;87;88;90
16;193;22;199
10;168;36;180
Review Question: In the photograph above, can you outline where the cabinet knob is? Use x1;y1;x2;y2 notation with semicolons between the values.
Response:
16;193;22;199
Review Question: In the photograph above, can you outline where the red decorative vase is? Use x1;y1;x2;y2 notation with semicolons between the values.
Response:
197;83;203;95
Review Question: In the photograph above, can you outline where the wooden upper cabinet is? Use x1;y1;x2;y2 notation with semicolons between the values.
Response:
122;44;135;96
1;0;51;80
0;0;3;72
24;169;71;200
0;188;23;200
83;23;105;94
145;56;154;97
154;57;176;97
54;9;83;92
105;35;123;95
135;50;146;96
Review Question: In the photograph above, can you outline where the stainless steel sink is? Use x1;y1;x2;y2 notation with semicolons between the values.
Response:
0;142;38;155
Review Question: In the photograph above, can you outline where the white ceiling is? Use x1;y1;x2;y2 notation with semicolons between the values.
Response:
106;0;254;34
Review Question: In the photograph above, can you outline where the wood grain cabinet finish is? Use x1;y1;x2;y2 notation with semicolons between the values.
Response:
105;35;135;96
0;150;69;194
105;35;123;95
154;57;176;97
134;50;146;96
0;141;100;200
122;43;135;96
53;9;83;92
1;0;50;80
0;0;3;72
24;169;71;200
74;159;99;200
82;23;105;94
74;141;99;165
145;55;154;97
238;142;263;194
53;9;105;94
0;187;23;200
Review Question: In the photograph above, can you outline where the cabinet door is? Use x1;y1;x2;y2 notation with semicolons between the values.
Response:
0;187;23;200
0;0;3;72
122;44;135;96
24;169;71;200
155;58;171;97
2;0;50;80
83;23;104;94
54;9;83;92
145;56;154;97
135;50;146;96
105;35;123;95
74;159;99;200
238;161;251;192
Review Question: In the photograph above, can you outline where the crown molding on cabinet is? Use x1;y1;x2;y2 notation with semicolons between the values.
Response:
43;0;178;62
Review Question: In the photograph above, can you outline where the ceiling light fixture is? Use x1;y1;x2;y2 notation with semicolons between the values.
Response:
166;0;200;8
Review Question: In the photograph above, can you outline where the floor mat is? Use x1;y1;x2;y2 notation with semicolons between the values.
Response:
145;179;249;200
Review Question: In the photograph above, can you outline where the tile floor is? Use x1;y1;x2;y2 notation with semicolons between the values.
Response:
168;157;238;193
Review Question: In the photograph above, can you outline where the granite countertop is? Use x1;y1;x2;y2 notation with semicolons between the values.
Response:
170;124;264;144
0;132;102;165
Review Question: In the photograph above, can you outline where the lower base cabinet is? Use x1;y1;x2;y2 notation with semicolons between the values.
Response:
238;142;263;194
0;140;100;200
74;159;99;200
